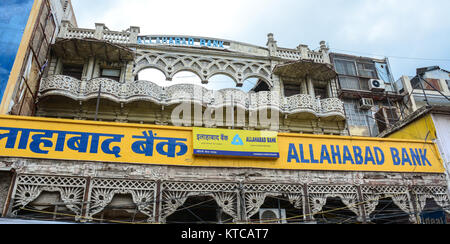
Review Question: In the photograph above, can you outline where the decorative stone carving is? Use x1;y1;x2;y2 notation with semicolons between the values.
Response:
307;185;361;221
12;175;86;218
159;181;239;223
86;178;156;222
243;184;304;221
320;98;345;114
133;51;273;87
360;185;416;223
39;75;345;119
412;185;450;215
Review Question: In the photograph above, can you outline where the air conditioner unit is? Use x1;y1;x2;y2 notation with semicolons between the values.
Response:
369;79;386;92
259;208;287;224
359;98;374;110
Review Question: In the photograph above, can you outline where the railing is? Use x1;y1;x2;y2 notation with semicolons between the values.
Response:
39;75;344;118
275;49;303;60
275;48;325;63
284;94;318;112
103;30;131;44
65;28;95;39
58;22;139;44
307;51;325;63
320;98;345;114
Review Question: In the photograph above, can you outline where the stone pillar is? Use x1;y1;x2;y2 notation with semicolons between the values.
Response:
320;41;331;64
124;61;135;83
401;76;417;111
129;26;141;44
55;58;63;75
266;33;278;57
297;44;309;59
94;23;106;40
58;20;71;38
327;82;332;98
307;76;315;97
300;78;308;95
85;57;95;81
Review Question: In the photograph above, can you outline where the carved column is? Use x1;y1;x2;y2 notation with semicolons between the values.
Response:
307;76;315;97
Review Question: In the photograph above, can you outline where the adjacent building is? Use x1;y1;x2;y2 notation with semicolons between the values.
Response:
330;53;403;137
396;66;450;114
381;66;450;214
0;0;77;116
0;0;77;219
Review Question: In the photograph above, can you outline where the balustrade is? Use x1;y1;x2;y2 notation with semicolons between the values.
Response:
39;75;344;118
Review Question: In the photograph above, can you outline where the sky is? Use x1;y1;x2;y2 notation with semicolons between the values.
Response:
71;0;450;80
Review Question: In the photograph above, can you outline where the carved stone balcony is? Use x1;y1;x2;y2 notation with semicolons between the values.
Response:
39;75;345;120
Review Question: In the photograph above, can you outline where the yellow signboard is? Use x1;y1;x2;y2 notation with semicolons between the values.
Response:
0;115;445;174
193;128;279;158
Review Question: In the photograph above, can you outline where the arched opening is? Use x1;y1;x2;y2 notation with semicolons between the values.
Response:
206;74;238;91
248;196;304;224
92;194;149;224
369;197;412;224
419;198;447;224
242;77;270;93
170;71;202;86
206;75;270;93
166;195;233;224
136;68;167;86
14;192;78;223
313;197;359;224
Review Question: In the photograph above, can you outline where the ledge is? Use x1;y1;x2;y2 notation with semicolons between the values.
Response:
39;75;345;120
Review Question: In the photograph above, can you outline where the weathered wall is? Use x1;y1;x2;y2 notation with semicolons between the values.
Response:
0;171;13;216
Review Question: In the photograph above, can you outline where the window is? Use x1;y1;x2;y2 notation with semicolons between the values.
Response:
344;100;369;126
343;99;379;136
62;64;83;80
314;87;328;99
411;77;441;91
335;59;357;76
339;76;360;90
424;78;441;91
375;107;399;133
101;68;121;82
283;83;300;97
357;62;377;79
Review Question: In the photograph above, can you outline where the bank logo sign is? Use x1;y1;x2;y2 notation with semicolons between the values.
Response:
193;128;279;158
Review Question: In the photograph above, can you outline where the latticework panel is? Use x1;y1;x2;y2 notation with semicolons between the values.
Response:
86;178;157;222
243;184;304;220
307;184;361;219
360;185;415;223
12;174;87;218
159;181;239;223
412;185;450;214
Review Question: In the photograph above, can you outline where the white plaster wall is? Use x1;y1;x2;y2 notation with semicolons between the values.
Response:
432;113;450;194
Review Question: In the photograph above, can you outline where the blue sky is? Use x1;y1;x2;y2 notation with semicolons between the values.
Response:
72;0;450;80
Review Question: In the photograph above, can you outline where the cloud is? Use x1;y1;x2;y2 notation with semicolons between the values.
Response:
73;0;266;38
71;0;450;78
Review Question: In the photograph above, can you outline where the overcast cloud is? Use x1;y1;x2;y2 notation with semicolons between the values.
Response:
72;0;450;79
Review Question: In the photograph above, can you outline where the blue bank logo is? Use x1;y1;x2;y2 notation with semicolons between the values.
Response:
231;134;244;146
